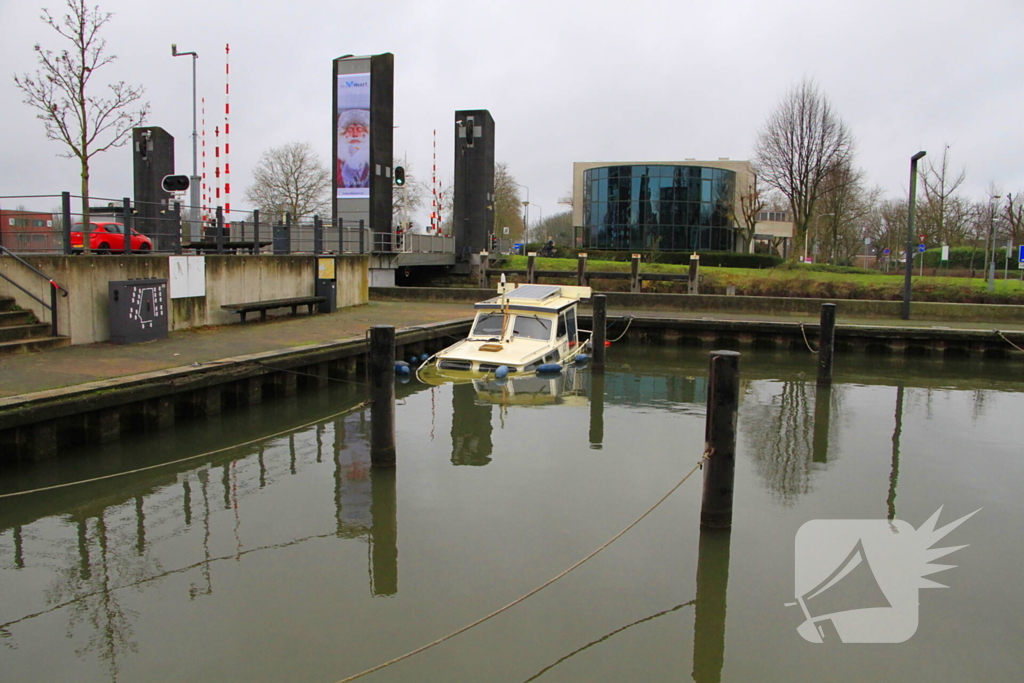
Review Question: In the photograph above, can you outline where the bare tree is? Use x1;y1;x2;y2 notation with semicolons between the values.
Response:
754;78;855;260
920;145;969;246
244;142;331;221
736;173;768;253
814;162;875;264
492;161;524;241
14;0;149;226
1003;193;1023;252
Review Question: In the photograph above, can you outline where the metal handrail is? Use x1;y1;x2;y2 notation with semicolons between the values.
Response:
0;245;69;337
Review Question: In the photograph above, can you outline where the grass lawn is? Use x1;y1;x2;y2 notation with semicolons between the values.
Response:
494;255;1024;303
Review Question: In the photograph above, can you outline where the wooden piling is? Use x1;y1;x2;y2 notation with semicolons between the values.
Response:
369;325;397;467
688;254;700;295
701;350;740;529
577;252;588;287
817;303;836;385
630;254;641;293
592;294;607;373
478;250;489;289
527;252;537;284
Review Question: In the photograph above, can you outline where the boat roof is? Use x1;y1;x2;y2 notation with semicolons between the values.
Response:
475;284;592;313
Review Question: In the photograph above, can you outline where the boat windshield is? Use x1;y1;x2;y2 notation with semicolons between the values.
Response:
512;314;552;340
471;312;505;337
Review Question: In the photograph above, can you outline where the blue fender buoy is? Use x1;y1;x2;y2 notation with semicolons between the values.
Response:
395;361;410;375
537;363;562;375
495;365;509;379
420;353;430;362
407;355;420;366
398;373;411;384
574;354;589;364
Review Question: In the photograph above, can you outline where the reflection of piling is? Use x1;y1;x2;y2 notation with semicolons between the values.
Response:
701;351;739;529
888;383;904;520
588;372;605;449
369;466;398;596
812;385;832;463
817;303;836;385
691;527;731;683
369;325;396;467
592;295;607;373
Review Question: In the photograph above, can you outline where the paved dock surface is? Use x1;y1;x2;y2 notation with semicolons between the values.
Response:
1;298;1023;400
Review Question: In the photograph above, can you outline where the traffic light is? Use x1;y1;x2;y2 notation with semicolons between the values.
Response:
161;175;190;192
394;166;405;186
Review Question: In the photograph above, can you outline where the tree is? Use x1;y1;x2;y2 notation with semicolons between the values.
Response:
1004;193;1024;251
244;142;331;220
492;161;524;241
919;146;970;247
754;78;855;260
14;0;149;226
534;210;574;245
813;162;874;265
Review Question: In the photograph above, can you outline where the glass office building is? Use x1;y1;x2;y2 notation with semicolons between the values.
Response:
581;164;736;252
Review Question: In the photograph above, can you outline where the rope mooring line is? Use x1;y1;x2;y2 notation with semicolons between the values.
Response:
996;330;1024;353
0;400;372;500
606;315;635;343
799;322;819;354
332;449;711;683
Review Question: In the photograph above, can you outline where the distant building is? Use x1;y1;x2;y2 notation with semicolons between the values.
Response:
572;160;793;254
0;209;59;253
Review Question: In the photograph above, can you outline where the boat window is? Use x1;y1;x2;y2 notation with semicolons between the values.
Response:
512;314;552;340
471;312;505;337
566;308;578;342
557;313;567;340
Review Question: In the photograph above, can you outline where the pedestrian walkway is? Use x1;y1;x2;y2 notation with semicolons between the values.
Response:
1;297;1022;400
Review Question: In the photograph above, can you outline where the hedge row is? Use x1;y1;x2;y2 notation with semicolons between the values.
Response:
524;244;783;269
918;246;1021;270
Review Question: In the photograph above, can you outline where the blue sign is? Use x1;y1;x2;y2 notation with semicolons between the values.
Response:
882;248;891;255
1019;244;1024;263
918;243;926;253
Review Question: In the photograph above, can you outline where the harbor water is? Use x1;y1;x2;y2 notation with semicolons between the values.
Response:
1;346;1021;682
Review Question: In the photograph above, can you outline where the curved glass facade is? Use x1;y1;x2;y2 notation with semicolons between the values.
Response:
582;165;736;251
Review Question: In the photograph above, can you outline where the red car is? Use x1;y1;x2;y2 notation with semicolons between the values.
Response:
71;221;153;254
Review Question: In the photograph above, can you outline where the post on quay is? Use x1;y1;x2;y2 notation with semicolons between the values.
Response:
817;303;836;385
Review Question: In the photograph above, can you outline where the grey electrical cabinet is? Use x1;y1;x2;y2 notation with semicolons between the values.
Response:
109;278;168;344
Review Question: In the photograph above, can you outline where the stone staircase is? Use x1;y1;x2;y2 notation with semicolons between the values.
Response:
0;295;71;355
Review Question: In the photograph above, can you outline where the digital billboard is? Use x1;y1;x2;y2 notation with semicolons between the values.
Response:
336;72;371;199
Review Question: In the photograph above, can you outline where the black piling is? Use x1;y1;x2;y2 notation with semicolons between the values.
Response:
478;251;489;289
630;253;641;293
701;350;740;529
527;252;537;284
688;254;700;294
592;294;607;373
817;303;836;385
577;252;588;287
369;325;396;467
253;210;261;254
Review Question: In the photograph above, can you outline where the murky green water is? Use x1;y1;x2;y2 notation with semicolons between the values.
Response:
1;347;1022;682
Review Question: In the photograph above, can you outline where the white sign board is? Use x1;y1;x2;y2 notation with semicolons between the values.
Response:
941;245;950;262
169;256;206;299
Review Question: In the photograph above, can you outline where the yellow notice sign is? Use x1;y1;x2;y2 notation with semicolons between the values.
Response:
318;258;336;280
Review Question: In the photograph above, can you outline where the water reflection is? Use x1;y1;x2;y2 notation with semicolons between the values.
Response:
451;382;493;466
0;403;398;677
742;381;817;504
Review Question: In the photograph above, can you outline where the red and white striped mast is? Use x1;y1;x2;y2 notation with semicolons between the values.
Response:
430;129;438;234
201;97;208;222
224;43;231;217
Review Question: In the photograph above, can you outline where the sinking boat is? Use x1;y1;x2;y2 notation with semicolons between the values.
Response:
418;283;592;384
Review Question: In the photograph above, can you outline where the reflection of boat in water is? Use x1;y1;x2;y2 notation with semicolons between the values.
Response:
472;364;590;406
418;283;592;384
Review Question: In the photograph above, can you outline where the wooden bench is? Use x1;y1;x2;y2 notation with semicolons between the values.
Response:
221;296;326;323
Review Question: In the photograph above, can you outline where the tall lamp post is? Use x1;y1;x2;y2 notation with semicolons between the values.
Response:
987;195;1001;292
171;44;200;242
532;203;544;240
902;151;927;320
516;183;530;242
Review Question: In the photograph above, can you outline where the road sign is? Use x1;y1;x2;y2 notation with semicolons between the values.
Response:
919;234;926;242
1019;244;1024;264
941;245;950;262
882;248;891;255
917;243;926;253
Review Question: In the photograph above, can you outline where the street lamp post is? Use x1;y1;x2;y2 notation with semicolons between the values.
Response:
987;195;1002;292
516;183;530;242
171;44;200;242
533;204;544;240
902;151;927;320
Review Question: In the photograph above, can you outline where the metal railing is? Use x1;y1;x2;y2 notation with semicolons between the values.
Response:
0;244;69;337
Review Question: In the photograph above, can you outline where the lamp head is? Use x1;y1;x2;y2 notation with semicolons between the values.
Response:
911;151;927;162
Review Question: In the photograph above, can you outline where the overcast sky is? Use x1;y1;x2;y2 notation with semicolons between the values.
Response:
3;0;1023;229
